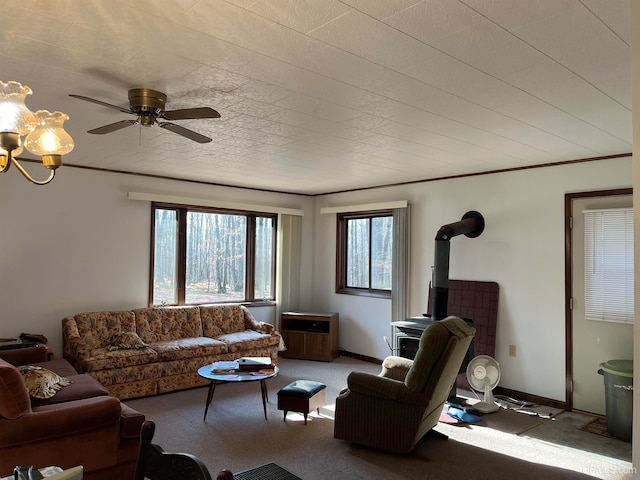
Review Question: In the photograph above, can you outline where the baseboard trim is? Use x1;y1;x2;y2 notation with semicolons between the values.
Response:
495;386;566;411
339;349;382;365
339;351;567;411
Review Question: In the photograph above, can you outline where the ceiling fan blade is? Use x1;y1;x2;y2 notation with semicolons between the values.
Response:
158;122;212;143
69;94;134;115
87;119;138;134
161;107;221;120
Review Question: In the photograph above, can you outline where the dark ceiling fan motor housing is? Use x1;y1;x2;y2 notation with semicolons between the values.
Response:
128;88;166;126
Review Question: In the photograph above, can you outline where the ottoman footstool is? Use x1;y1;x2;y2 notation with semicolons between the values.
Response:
277;380;326;425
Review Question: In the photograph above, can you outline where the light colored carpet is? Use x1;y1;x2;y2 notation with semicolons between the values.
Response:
521;411;632;469
125;357;633;480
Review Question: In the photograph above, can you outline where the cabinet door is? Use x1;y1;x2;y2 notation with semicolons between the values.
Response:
305;333;330;360
282;331;306;358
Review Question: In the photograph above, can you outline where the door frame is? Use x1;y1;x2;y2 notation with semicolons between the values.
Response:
564;187;633;411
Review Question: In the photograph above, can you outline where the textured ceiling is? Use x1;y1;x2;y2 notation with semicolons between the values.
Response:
1;0;631;195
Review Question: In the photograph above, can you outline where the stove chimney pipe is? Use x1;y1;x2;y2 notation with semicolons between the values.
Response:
432;210;485;320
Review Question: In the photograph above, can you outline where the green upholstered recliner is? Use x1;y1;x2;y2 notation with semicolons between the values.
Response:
333;316;475;453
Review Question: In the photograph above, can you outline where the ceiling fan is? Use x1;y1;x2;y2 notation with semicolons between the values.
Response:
69;88;220;143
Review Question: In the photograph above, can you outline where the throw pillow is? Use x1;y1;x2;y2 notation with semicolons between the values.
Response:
106;331;149;351
18;366;71;399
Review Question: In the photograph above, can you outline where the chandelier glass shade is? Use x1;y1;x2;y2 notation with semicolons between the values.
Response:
0;80;74;185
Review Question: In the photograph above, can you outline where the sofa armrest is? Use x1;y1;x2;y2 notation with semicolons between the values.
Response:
0;345;50;366
119;402;146;439
61;318;96;372
0;396;121;448
241;307;273;333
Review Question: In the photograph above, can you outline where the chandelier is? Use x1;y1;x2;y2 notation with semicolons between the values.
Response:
0;81;74;185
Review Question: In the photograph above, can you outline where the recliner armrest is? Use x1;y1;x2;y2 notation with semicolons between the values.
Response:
381;355;413;381
345;371;431;405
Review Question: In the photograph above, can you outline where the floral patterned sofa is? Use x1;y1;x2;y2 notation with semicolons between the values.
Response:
62;304;282;399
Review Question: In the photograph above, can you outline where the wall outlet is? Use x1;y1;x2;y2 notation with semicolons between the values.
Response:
509;344;517;357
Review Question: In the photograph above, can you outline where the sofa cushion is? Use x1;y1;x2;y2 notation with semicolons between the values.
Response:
0;359;31;419
134;307;203;343
73;311;137;350
18;366;71;399
200;304;245;336
30;373;109;407
217;330;280;353
152;337;228;362
106;331;149;351
80;347;159;371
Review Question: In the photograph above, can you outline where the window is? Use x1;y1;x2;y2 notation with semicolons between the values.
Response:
583;207;634;323
336;210;393;297
151;203;276;306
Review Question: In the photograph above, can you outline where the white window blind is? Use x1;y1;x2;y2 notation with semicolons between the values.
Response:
583;207;634;323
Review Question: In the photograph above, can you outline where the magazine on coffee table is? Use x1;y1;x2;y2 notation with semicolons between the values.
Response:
211;360;239;373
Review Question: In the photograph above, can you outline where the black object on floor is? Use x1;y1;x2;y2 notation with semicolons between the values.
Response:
233;463;301;480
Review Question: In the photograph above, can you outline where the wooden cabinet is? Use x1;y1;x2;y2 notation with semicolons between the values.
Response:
280;312;339;361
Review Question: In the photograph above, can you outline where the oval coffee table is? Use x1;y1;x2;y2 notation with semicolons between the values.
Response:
197;364;279;422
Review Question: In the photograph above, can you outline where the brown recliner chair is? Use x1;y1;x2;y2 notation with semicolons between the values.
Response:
334;316;475;453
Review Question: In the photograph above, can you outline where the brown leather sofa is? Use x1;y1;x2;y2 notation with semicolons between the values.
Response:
0;346;145;480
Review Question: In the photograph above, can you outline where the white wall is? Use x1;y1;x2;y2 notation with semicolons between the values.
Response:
0;155;633;406
313;157;632;402
0;166;314;356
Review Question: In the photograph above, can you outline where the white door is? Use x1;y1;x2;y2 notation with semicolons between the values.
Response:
571;194;633;414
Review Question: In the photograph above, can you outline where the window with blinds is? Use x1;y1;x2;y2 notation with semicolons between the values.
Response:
583;207;634;323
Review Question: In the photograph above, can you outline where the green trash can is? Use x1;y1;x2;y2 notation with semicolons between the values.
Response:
598;359;633;442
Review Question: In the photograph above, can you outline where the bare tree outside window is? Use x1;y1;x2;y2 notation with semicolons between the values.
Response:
153;208;178;305
337;211;393;298
151;204;276;306
346;218;369;288
255;216;275;300
185;211;247;303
